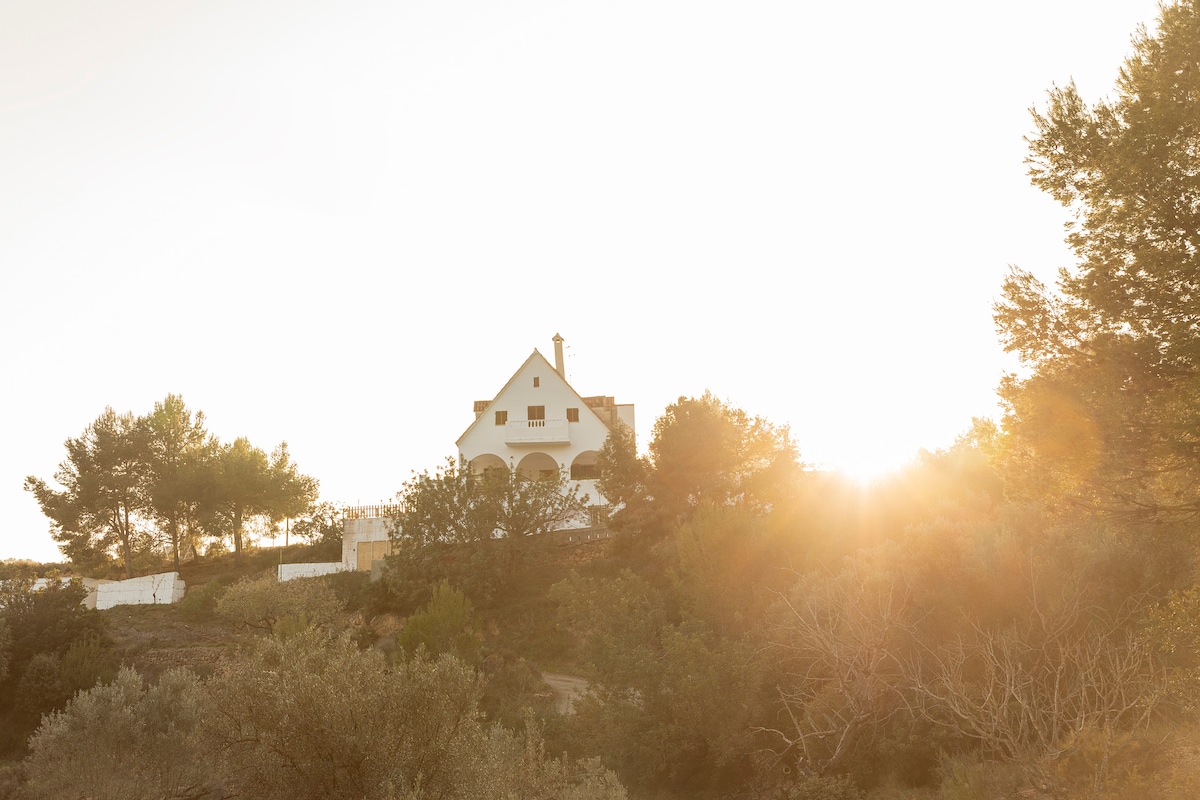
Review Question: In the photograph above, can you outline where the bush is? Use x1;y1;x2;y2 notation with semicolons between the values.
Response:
0;576;111;756
935;756;1027;800
324;570;371;612
22;667;211;800
396;580;480;664
204;630;627;800
216;573;343;635
177;577;231;621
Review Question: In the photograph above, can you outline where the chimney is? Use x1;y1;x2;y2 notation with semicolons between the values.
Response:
552;333;565;379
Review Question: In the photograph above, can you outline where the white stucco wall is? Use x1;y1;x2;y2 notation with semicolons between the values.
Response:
343;515;392;570
95;571;187;610
615;404;635;431
278;562;345;581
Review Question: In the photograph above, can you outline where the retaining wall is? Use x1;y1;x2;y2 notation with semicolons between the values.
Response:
278;562;346;581
32;577;110;609
95;571;187;610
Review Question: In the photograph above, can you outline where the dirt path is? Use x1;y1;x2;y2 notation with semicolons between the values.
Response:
540;672;590;714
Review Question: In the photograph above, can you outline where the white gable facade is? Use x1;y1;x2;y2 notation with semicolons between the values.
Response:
456;336;634;521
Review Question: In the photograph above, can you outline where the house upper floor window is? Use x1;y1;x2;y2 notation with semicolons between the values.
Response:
528;406;545;421
571;463;599;480
495;410;507;425
566;407;579;422
533;377;540;387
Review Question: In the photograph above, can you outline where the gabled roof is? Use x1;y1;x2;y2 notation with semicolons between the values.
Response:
455;348;610;448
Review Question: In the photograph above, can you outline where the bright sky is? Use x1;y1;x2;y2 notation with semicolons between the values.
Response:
1;0;1165;562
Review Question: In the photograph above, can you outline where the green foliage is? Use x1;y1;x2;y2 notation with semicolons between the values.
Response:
15;629;627;800
385;458;590;613
478;461;590;539
291;499;344;548
392;457;588;547
397;580;480;664
215;572;343;635
649;392;800;516
392;458;496;545
24;407;150;578
203;630;626;800
176;576;232;621
25;396;320;569
13;636;120;727
995;0;1200;519
673;505;795;636
383;538;509;614
142;394;212;571
601;392;802;535
58;635;119;693
595;421;645;511
22;667;210;800
479;655;558;730
552;569;765;791
0;576;112;755
1144;585;1200;707
323;568;372;611
204;437;317;556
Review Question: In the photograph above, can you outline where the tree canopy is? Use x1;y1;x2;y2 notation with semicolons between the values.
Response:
143;394;211;570
995;0;1200;519
25;408;150;578
26;396;319;572
390;458;588;546
598;391;802;534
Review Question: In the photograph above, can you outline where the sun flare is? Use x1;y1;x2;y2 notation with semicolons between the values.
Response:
820;446;914;485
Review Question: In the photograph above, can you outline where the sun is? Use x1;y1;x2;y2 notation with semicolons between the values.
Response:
819;445;914;485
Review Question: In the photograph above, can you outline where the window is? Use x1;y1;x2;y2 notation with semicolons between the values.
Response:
527;406;545;421
566;407;579;422
533;377;540;387
495;410;507;425
571;463;599;480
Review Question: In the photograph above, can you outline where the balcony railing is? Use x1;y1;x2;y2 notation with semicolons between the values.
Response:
343;504;401;520
505;418;570;444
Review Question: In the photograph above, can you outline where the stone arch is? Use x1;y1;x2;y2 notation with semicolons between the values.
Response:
516;452;559;480
469;453;507;475
570;450;600;480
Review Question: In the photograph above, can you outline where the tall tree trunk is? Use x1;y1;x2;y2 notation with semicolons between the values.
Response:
233;505;244;557
121;505;134;579
170;513;180;571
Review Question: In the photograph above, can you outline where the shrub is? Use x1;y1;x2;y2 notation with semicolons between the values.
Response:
203;630;626;800
396;580;480;664
216;573;342;635
22;667;212;800
177;577;231;621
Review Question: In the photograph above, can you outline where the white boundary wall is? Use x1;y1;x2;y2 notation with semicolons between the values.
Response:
278;562;345;581
33;577;111;609
96;571;187;610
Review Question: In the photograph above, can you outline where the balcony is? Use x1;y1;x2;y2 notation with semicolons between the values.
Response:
505;418;570;445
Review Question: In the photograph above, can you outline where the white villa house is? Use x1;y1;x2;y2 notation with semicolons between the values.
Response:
341;335;633;572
